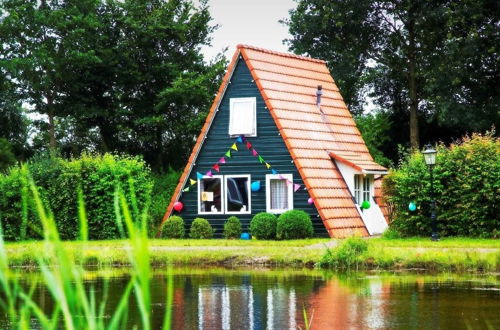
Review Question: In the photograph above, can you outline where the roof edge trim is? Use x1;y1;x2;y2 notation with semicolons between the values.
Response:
237;44;326;64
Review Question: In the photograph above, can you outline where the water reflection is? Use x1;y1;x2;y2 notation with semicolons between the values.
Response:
7;268;500;329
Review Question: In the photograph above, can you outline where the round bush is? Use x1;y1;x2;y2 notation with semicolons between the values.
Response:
189;217;214;239
276;210;313;240
223;216;242;239
161;216;185;239
250;212;277;240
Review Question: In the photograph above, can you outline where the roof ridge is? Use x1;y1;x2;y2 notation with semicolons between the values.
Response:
237;44;326;64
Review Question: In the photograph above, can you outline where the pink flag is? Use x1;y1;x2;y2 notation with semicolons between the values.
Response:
279;175;285;180
206;170;213;177
252;149;258;156
218;157;226;164
286;179;292;186
294;183;301;192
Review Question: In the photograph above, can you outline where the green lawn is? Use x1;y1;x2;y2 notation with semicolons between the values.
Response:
4;237;499;271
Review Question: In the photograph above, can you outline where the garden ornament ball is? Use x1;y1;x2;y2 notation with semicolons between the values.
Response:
240;232;250;240
173;201;184;212
408;202;417;212
251;180;261;192
361;200;371;210
307;197;314;205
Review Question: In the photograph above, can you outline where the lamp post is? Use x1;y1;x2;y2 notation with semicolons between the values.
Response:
423;144;439;241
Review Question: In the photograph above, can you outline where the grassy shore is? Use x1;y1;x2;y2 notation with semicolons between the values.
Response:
5;237;499;272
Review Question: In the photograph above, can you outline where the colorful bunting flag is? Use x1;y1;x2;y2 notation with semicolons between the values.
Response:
225;150;231;158
183;187;190;192
246;141;252;149
252;149;258;156
286;179;292;186
206;170;213;177
212;163;220;172
271;169;278;175
190;179;197;185
265;162;271;169
236;136;243;143
294;183;301;192
279;174;285;180
196;172;204;179
258;155;264;164
219;157;226;164
231;143;238;151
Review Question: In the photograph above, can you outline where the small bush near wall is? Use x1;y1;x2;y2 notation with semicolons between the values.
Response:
189;218;214;239
250;212;278;240
161;216;185;239
0;153;153;241
383;133;499;238
149;169;181;236
223;216;242;239
276;210;314;240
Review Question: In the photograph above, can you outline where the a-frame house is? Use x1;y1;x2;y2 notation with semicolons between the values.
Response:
162;45;388;238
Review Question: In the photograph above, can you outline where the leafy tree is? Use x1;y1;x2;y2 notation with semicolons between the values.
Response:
354;111;392;167
0;138;16;173
283;0;499;151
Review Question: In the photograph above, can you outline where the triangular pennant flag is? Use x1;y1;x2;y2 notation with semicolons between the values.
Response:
271;169;278;175
183;187;190;192
279;174;285;180
246;141;252;149
206;170;213;177
219;157;226;164
236;136;243;143
252;149;258;156
258;155;264;164
265;162;271;169
212;163;220;172
196;172;204;179
231;143;238;151
190;179;196;185
286;179;292;186
294;183;301;192
225;150;231;158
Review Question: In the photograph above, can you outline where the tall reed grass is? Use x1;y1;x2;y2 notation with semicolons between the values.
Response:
0;167;173;329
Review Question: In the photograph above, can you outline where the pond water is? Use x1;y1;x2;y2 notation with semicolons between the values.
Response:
5;267;500;329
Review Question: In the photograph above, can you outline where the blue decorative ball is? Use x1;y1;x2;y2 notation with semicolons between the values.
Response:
251;181;261;192
240;232;251;240
408;202;417;212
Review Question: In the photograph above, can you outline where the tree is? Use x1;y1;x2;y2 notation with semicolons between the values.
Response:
283;0;499;150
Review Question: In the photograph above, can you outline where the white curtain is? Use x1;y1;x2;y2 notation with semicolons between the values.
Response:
270;179;288;210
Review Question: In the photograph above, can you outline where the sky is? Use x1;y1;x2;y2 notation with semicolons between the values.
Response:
200;0;297;61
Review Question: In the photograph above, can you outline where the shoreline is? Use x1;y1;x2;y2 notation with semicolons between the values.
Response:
5;238;499;273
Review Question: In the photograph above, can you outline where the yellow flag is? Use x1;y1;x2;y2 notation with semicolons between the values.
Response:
265;163;271;169
231;143;238;151
190;179;196;185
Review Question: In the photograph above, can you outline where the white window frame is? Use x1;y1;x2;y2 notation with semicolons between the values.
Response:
354;174;362;204
224;174;251;215
265;174;294;214
197;175;224;215
229;97;257;137
363;176;371;202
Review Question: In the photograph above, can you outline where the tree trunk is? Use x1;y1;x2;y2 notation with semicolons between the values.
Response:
47;96;57;154
408;7;420;150
98;121;114;153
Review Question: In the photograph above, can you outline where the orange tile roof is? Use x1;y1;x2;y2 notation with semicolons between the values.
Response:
163;45;389;238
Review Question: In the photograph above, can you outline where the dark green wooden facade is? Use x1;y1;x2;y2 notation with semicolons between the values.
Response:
176;58;327;237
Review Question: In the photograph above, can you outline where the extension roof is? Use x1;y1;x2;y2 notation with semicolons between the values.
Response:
164;45;387;237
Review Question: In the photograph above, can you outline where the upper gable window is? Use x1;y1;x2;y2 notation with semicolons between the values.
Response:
229;97;256;137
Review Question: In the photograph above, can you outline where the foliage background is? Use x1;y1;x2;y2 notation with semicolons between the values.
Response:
383;133;499;238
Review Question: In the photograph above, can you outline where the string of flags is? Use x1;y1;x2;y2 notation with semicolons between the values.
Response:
181;135;305;193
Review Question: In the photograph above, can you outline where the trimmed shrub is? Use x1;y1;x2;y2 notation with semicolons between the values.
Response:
383;133;499;238
276;210;314;239
223;216;242;239
189;217;214;239
0;153;153;241
161;216;185;239
250;212;277;240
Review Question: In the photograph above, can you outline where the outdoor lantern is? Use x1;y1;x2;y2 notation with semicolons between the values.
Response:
423;145;437;166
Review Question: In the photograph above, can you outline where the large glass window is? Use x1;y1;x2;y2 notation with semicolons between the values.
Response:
225;175;251;214
229;97;257;137
198;176;223;214
266;174;293;214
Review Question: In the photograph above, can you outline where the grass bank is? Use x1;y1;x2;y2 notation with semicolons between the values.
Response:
5;237;499;272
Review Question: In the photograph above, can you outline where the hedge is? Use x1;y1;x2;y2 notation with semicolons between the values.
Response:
383;133;499;238
0;153;153;241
